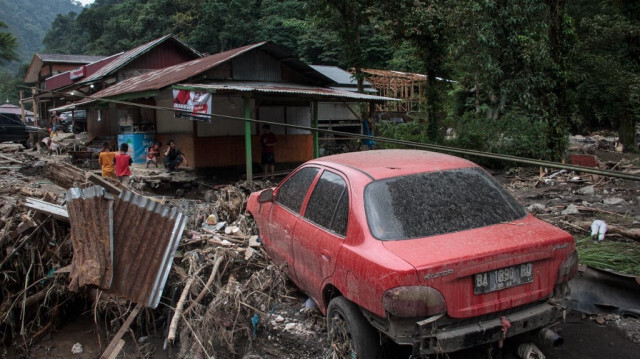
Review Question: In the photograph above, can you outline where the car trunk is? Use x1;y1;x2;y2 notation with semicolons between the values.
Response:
382;216;574;318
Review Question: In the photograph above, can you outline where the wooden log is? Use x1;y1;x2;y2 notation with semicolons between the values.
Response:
167;276;195;343
0;154;23;164
44;160;87;189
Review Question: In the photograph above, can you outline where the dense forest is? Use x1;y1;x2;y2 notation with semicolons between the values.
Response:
5;0;640;158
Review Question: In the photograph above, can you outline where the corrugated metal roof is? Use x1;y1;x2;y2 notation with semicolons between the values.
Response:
311;65;373;87
72;42;268;104
108;190;187;308
78;34;203;85
176;82;398;102
69;41;341;106
38;53;106;64
66;186;115;291
0;103;34;116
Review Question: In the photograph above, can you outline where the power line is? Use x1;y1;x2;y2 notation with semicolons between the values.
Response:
4;80;640;181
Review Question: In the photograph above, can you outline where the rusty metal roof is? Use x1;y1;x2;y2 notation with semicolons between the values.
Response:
78;34;203;85
69;42;339;106
175;82;398;102
108;190;187;308
66;186;115;291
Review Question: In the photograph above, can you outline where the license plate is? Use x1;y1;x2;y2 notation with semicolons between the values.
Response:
474;263;534;294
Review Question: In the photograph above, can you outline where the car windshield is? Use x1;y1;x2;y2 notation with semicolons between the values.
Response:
364;167;526;240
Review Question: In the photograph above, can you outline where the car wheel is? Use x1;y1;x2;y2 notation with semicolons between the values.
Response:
326;296;381;359
67;123;74;133
22;137;33;149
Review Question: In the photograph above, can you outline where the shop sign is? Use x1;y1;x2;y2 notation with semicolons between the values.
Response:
172;89;212;122
70;66;86;80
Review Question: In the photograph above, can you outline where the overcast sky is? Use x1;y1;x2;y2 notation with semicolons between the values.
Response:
77;0;94;6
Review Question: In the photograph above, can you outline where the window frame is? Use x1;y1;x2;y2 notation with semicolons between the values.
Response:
301;168;350;238
273;166;321;215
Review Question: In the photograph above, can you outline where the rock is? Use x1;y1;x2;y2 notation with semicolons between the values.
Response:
71;343;83;354
562;204;580;215
527;203;546;213
138;336;149;343
603;197;626;205
284;322;296;331
275;315;285;323
33;160;46;168
577;185;595;195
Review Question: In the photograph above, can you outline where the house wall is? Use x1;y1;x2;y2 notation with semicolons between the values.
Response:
318;102;359;122
87;103;119;138
155;89;195;166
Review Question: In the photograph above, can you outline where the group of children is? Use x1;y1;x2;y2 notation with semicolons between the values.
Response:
98;142;134;182
98;140;184;182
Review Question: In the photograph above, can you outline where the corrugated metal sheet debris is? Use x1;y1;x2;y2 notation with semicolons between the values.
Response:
108;190;188;308
66;186;114;291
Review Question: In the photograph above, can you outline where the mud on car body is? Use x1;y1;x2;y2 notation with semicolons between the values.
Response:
246;149;578;357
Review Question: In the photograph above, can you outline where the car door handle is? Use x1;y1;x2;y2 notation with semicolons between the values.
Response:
321;249;331;262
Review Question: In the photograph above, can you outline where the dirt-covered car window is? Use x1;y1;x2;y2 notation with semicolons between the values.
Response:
304;171;348;236
364;167;526;240
275;167;319;213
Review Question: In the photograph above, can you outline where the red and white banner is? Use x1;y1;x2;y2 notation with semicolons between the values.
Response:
172;89;212;122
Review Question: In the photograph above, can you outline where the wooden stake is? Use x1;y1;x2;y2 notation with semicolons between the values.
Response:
167;276;195;343
100;305;141;359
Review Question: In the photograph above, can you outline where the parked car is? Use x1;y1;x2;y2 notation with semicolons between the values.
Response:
246;149;578;357
0;112;45;148
59;110;87;133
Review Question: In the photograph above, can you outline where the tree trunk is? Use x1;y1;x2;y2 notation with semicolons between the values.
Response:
618;107;636;151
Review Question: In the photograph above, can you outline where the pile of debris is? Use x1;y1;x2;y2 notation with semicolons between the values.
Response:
0;148;327;358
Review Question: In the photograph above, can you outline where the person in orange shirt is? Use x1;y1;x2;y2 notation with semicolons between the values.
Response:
98;142;116;179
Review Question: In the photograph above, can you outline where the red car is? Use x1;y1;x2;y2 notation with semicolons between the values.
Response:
246;150;577;357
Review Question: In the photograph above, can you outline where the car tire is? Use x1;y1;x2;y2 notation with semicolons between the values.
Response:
326;296;381;359
67;123;74;133
22;137;32;149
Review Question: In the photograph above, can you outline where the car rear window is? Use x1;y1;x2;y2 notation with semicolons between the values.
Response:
275;167;319;214
364;167;526;240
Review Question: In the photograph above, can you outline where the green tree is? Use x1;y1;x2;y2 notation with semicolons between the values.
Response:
378;0;450;141
0;21;18;63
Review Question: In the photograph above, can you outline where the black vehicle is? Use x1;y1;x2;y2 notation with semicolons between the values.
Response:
0;112;44;148
59;110;87;133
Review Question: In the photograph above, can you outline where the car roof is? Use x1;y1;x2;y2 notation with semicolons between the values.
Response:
312;149;478;180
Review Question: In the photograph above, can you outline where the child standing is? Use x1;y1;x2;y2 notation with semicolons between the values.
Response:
146;141;161;168
98;142;116;179
115;143;132;182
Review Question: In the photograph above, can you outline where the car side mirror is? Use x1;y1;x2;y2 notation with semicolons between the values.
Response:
258;188;274;203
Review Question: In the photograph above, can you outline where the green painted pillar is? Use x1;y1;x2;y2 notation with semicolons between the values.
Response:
313;100;319;158
244;97;253;182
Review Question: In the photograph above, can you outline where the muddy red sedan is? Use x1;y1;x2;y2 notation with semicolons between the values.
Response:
246;149;577;357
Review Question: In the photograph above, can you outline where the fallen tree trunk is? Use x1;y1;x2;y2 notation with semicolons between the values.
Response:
44;160;87;189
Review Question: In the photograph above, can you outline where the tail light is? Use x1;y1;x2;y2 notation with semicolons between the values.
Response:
383;286;446;317
556;250;578;283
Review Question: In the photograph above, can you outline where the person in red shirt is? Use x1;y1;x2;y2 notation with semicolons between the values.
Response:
260;124;277;180
115;143;132;183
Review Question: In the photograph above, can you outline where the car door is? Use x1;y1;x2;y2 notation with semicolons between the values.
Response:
268;167;320;283
291;169;349;303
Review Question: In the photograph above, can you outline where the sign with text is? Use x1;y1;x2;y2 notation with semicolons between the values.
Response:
70;66;86;80
172;89;212;122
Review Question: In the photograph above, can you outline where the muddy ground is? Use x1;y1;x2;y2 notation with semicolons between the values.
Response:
1;140;639;359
